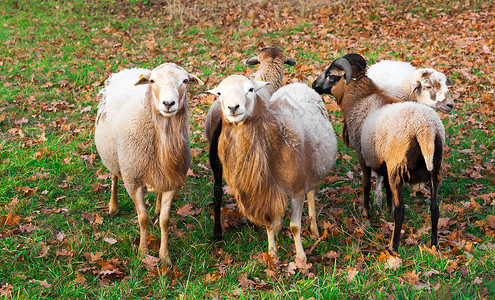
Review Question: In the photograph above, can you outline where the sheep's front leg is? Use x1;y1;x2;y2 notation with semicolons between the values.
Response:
108;174;119;215
373;174;383;209
291;194;307;261
128;185;149;255
307;190;319;239
388;178;404;252
159;190;175;264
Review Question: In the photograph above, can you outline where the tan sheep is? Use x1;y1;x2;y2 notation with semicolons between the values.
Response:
94;63;203;263
208;75;337;261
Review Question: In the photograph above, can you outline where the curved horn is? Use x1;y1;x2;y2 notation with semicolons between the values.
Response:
331;57;353;85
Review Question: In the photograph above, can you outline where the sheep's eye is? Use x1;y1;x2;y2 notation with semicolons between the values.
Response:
425;85;432;89
248;87;254;92
183;78;189;84
217;92;221;96
149;79;155;84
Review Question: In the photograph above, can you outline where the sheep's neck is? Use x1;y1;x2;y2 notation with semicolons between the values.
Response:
254;58;286;96
148;92;189;191
218;97;287;227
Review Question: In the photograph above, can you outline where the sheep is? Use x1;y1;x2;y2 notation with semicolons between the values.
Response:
207;75;337;261
367;60;453;209
367;60;454;113
94;63;204;263
312;53;445;251
204;47;297;240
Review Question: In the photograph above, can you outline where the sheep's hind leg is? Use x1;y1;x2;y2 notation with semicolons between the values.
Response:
373;174;383;209
388;178;404;252
108;174;119;215
307;190;319;239
291;193;307;261
155;193;162;216
210;122;224;241
360;163;372;218
266;222;278;259
159;190;175;264
429;176;440;248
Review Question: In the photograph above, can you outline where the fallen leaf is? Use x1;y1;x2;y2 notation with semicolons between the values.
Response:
103;237;117;245
347;267;359;282
384;255;402;270
403;270;420;285
205;272;221;284
29;279;51;288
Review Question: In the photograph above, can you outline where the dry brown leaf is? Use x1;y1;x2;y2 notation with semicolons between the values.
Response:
346;267;359;282
403;270;420;285
384;255;402;270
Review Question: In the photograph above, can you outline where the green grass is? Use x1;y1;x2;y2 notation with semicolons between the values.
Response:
1;0;494;298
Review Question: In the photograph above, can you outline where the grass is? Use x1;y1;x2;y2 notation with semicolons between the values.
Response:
1;0;495;298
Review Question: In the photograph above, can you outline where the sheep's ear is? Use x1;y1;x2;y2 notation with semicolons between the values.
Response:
253;80;270;91
188;74;204;85
446;77;453;87
207;87;221;96
135;73;150;86
245;57;260;65
285;57;297;66
412;80;421;93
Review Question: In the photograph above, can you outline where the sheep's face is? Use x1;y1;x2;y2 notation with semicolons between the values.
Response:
412;69;454;113
135;63;203;117
208;75;270;124
312;67;347;99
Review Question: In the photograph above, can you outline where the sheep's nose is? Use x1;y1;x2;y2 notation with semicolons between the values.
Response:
446;103;454;109
228;104;240;114
163;101;175;108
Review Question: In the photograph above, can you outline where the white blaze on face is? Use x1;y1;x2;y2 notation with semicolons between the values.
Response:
413;69;454;113
148;64;190;117
209;75;269;124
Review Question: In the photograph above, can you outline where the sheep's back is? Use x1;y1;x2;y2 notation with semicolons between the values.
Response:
270;83;337;188
361;102;445;170
367;60;415;98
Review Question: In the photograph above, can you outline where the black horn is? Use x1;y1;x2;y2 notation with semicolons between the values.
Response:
331;57;353;85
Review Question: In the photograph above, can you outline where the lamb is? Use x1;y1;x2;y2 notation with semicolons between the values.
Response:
367;60;453;209
312;53;445;251
204;47;297;240
94;63;203;263
208;75;337;260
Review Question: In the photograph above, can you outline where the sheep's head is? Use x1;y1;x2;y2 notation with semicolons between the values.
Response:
411;69;454;113
135;63;204;117
245;46;297;66
208;75;270;124
312;54;366;101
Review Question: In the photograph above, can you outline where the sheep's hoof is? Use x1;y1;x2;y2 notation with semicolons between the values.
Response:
212;230;223;241
359;206;370;218
309;228;320;240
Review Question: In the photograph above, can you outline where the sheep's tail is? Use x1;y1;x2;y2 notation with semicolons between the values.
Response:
416;129;437;172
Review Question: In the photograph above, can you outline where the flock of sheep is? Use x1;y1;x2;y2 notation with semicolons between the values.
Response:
94;47;454;264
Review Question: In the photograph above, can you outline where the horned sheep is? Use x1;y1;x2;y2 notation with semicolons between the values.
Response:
312;54;445;251
94;63;203;263
204;47;297;240
208;75;337;261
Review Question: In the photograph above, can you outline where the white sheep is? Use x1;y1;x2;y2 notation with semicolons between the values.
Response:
367;60;454;113
313;53;445;251
367;60;453;209
208;75;337;261
94;63;203;263
204;47;297;240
